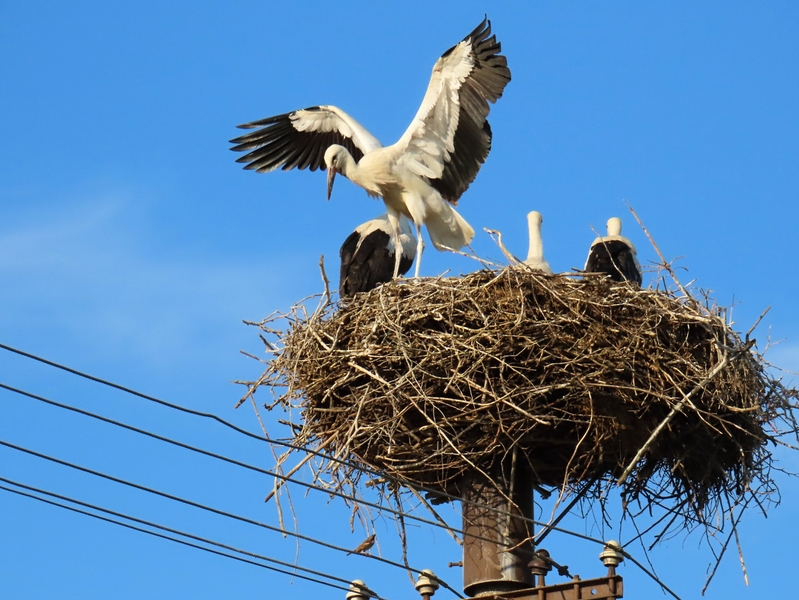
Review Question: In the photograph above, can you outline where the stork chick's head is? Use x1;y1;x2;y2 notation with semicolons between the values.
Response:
324;145;347;201
606;217;623;237
527;211;543;231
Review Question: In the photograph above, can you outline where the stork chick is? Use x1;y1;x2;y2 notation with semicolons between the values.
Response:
584;217;642;285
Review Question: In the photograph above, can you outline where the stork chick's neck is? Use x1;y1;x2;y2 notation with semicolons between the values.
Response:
526;216;545;263
526;235;545;263
606;217;623;237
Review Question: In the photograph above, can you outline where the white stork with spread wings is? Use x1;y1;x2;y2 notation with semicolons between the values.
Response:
229;18;511;278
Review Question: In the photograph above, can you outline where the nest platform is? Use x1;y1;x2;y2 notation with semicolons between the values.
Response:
249;268;796;517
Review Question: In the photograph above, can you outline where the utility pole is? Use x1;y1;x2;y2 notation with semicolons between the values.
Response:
462;471;535;596
460;465;624;599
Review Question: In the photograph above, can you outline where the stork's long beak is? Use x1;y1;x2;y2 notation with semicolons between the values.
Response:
326;167;336;201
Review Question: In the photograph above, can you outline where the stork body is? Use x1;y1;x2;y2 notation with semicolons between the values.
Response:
584;217;642;285
340;214;416;299
230;18;511;278
522;211;553;274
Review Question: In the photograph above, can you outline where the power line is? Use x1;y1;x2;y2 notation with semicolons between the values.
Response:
0;475;378;596
0;342;680;596
0;380;518;551
0;342;269;441
0;342;610;539
0;438;463;599
0;343;425;492
0;383;458;533
621;551;681;600
0;482;378;598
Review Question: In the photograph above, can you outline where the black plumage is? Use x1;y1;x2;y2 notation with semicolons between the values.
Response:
340;216;416;299
584;217;643;285
585;240;642;285
229;107;368;173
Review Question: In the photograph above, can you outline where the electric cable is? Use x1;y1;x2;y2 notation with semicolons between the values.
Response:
0;342;281;442
0;438;463;599
0;343;615;539
618;551;681;600
0;475;373;592
0;381;490;545
0;483;382;598
0;344;423;494
1;344;682;597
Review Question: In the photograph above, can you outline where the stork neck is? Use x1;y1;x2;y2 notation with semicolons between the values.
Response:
607;218;622;237
527;227;544;263
339;149;385;198
336;150;359;182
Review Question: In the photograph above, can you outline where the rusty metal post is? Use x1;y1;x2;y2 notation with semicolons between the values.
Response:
462;470;535;596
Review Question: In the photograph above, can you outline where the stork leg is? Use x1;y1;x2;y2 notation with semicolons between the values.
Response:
413;221;425;278
393;234;403;279
386;209;403;279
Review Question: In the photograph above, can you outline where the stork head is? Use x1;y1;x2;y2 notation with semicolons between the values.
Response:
606;217;622;237
324;145;346;201
527;211;543;232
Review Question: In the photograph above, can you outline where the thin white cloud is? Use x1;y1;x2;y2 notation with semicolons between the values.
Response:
0;196;301;369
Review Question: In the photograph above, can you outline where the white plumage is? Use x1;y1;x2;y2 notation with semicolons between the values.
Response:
522;211;553;274
230;18;511;278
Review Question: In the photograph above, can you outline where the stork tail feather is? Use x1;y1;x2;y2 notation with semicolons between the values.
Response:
423;195;475;251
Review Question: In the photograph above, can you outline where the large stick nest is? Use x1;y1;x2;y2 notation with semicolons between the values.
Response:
248;267;797;520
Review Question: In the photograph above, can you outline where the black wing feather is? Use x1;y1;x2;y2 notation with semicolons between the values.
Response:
230;107;365;173
340;230;413;298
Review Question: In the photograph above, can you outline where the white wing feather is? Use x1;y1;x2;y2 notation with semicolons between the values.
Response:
396;41;474;180
293;106;384;154
230;105;383;173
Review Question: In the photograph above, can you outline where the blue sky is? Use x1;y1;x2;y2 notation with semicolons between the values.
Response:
1;1;798;598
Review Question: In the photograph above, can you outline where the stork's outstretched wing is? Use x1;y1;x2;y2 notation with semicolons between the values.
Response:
230;105;383;172
396;18;511;204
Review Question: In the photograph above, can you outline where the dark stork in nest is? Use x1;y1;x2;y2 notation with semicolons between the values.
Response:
584;217;642;285
340;214;416;298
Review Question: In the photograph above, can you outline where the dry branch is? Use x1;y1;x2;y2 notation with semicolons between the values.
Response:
243;266;798;533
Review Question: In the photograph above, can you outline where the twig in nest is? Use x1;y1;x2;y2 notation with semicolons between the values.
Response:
625;202;705;315
483;228;521;265
701;497;751;595
617;351;732;486
264;437;335;504
312;254;332;319
407;486;463;545
435;242;504;269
